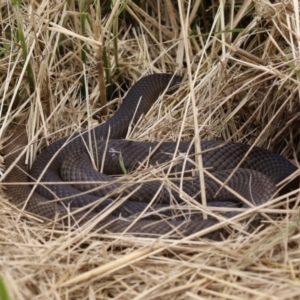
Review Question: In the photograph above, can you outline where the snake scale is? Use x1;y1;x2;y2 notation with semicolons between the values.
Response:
3;74;299;239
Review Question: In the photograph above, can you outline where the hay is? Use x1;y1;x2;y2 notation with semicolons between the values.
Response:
0;0;300;299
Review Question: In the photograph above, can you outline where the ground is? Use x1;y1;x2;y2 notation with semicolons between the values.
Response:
0;1;300;299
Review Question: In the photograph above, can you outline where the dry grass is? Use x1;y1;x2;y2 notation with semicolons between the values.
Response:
1;0;300;299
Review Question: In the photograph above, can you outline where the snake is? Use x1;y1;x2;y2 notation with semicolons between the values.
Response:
3;74;299;239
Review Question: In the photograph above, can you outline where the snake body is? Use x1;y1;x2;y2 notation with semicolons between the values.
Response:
4;74;299;239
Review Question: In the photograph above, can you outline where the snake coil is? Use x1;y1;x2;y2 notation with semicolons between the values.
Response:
3;74;299;239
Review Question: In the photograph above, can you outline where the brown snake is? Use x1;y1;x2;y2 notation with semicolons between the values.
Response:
3;74;299;239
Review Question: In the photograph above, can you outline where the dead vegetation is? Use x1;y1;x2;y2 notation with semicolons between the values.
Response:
0;0;300;299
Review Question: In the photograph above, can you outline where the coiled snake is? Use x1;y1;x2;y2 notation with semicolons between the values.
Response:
3;74;299;239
